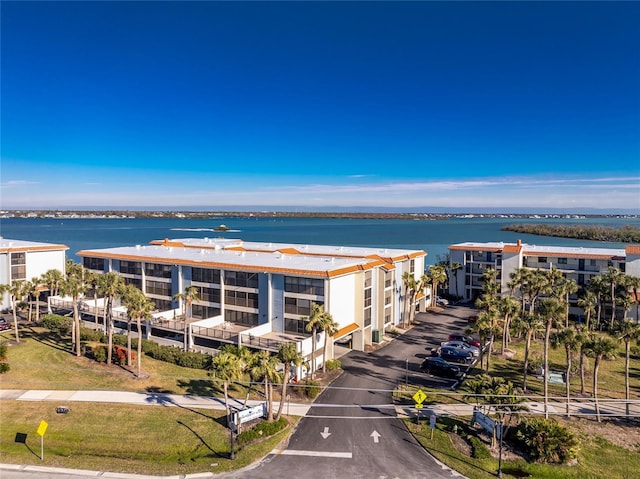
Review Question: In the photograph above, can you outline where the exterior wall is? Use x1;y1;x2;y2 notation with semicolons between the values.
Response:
328;273;362;350
448;249;466;299
270;273;285;332
500;251;522;295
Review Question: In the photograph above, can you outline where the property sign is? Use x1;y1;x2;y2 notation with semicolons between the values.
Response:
412;389;427;405
429;414;436;429
234;403;266;426
472;410;502;440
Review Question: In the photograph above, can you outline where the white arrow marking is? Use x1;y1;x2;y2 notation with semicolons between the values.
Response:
320;426;331;439
371;430;381;443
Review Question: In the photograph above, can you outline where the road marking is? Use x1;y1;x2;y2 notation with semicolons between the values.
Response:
272;449;352;458
371;430;381;443
320;426;331;439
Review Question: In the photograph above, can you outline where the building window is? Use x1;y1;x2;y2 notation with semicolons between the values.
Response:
225;271;258;288
364;271;372;288
145;263;172;278
193;267;220;284
284;317;309;334
192;304;220;319
578;274;585;286
224;310;258;326
558;258;567;265
10;252;26;280
146;280;172;297
384;272;392;288
225;290;258;308
364;289;372;308
199;287;221;304
619;263;625;272
410;259;415;274
364;308;372;327
284;297;324;316
120;261;142;275
538;257;547;264
590;259;597;266
284;276;324;295
124;277;142;289
152;299;172;311
83;257;105;271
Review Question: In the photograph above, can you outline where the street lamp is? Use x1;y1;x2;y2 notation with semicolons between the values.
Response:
497;417;504;478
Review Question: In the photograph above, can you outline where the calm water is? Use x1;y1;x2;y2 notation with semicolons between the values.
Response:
1;216;638;266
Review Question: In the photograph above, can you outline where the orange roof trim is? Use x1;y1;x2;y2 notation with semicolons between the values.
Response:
334;323;359;339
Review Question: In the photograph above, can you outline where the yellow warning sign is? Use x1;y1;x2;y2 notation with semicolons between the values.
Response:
412;389;427;404
37;420;48;437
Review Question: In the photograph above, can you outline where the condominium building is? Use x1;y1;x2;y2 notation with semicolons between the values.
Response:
77;237;427;372
0;237;68;311
448;240;640;310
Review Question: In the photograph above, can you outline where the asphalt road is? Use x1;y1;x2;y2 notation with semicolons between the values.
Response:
224;304;477;479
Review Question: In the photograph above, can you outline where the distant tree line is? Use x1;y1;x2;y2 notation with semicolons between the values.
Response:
501;224;640;243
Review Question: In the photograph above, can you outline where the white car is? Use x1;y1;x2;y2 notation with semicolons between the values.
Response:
441;340;479;357
436;297;449;307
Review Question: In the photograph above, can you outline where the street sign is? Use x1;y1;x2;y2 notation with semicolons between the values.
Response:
412;389;427;404
36;420;48;437
234;403;266;426
429;414;436;429
415;403;423;409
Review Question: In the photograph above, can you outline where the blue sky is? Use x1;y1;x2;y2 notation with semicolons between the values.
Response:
1;1;639;212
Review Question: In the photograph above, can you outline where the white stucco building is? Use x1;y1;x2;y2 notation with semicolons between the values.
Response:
77;237;428;373
0;237;68;311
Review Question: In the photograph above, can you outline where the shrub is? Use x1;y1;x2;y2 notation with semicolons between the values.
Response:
41;314;72;335
324;359;341;371
299;379;322;399
514;417;580;464
468;435;492;459
236;418;288;447
80;327;105;342
92;345;107;363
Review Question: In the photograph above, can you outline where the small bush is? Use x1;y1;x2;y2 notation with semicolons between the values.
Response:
92;345;107;363
515;417;580;464
41;314;72;335
80;327;105;342
300;379;322;399
237;418;288;447
324;359;341;371
468;435;492;459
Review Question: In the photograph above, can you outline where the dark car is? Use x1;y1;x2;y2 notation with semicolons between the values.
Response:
448;333;481;349
420;357;462;378
0;318;11;331
436;346;474;364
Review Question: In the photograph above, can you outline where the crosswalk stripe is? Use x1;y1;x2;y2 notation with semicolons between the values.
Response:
272;449;352;458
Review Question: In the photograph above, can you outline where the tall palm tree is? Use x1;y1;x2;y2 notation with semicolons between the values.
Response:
555;277;578;328
248;350;280;421
584;335;617;422
210;350;244;416
526;269;551;316
577;291;598;331
513;312;544;392
576;331;591;395
470;311;501;371
98;272;125;365
450;262;462;298
61;271;86;357
550;328;579;417
508;268;530;313
497;295;520;354
587;275;607;330
602;267;625;328
319;312;338;373
174;285;200;351
538;298;565;418
122;286;154;377
42;268;64;299
305;302;326;379
86;271;102;327
275;342;304;420
625;275;640;323
429;264;448;303
401;271;416;328
614;320;640;419
7;281;27;343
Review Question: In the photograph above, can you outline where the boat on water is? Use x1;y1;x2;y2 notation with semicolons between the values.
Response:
213;224;230;232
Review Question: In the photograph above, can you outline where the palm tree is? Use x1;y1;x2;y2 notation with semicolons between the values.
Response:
538;298;565;418
603;267;625;328
98;272;125;365
248;350;280;422
625;275;640;323
550;328;580;417
614;320;640;419
305;302;326;379
587;275;607;330
554;277;578;328
401;271;416;328
61;270;86;357
513;312;544;392
174;285;200;351
497;296;520;354
576;331;591;395
577;291;597;331
508;268;529;313
429;264;448;303
275;342;304;420
584;335;617;422
450;261;462;298
122;286;154;377
210;350;244;416
319;312;338;373
526;269;551;316
30;276;47;324
85;271;102;327
7;281;27;343
22;280;35;322
42;268;64;298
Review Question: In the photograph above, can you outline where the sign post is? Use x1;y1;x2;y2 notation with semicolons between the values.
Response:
412;389;427;425
429;413;436;440
36;420;48;461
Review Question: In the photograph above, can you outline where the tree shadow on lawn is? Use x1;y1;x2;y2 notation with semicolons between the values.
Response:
176;420;226;459
21;328;72;353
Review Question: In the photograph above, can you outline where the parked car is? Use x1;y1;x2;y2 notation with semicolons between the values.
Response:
441;340;480;357
0;318;11;331
434;346;474;364
436;297;449;307
420;357;462;378
448;333;482;349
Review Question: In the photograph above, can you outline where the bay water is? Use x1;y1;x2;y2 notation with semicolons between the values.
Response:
1;215;638;266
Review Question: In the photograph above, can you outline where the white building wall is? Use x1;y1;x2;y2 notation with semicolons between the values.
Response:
328;273;363;350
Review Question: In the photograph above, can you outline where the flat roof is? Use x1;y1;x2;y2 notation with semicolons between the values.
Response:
0;237;68;253
78;238;426;277
449;241;625;258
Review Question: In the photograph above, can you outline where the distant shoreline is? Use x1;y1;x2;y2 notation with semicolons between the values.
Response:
2;210;638;221
502;223;640;243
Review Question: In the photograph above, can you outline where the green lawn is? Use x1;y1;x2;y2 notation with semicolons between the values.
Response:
407;416;640;479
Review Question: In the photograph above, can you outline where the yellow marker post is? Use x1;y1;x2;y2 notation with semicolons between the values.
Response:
37;420;48;460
